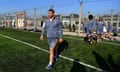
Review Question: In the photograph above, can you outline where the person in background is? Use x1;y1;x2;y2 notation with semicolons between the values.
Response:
96;17;106;42
72;24;76;32
69;24;72;32
112;23;118;41
87;14;96;44
82;18;88;37
107;22;112;39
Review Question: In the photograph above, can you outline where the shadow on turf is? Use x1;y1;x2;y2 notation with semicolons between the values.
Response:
52;40;68;66
70;59;86;72
92;51;119;72
56;40;68;55
84;36;97;45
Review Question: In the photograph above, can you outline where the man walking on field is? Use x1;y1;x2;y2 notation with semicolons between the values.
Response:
40;9;63;70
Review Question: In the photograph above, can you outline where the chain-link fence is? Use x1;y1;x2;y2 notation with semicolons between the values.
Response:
0;1;120;32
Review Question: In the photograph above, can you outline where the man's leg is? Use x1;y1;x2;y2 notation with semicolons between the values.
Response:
49;48;54;65
46;38;58;70
89;31;94;44
49;38;58;63
45;48;55;70
97;34;102;42
97;34;100;42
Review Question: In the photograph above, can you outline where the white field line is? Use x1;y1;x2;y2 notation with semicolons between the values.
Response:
64;36;120;46
0;34;105;72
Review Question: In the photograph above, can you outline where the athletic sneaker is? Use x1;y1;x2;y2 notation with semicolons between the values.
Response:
97;39;102;43
54;55;58;62
45;64;52;70
88;40;92;45
89;41;92;45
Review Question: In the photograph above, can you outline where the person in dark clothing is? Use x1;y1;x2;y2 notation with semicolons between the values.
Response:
72;24;75;32
69;24;72;32
113;24;118;36
112;24;118;41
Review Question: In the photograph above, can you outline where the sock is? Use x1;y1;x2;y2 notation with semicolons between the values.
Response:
49;62;52;65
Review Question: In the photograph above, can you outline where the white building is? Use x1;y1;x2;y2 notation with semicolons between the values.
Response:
102;14;120;31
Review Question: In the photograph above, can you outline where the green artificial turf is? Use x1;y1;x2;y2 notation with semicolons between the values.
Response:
0;27;120;72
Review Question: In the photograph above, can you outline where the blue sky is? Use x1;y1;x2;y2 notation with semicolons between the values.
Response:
0;0;120;16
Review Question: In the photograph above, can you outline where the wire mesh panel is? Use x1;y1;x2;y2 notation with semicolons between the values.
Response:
0;0;120;32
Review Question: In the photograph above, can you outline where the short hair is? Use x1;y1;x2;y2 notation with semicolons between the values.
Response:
98;17;103;21
84;18;87;20
88;14;93;20
108;22;111;24
48;9;55;13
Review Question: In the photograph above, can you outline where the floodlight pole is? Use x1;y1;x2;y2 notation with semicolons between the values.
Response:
34;8;37;31
78;1;83;35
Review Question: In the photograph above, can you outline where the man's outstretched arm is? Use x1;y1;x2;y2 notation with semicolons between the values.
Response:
40;22;46;41
58;21;63;43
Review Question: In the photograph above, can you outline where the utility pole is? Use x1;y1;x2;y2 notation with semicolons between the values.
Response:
78;1;83;34
8;13;11;28
50;5;54;9
60;15;62;22
23;11;26;30
69;15;71;32
4;13;7;28
88;11;90;17
34;8;37;31
71;14;74;31
111;9;113;25
0;14;1;25
117;13;120;31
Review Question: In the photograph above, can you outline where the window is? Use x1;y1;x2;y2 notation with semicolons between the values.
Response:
113;23;117;26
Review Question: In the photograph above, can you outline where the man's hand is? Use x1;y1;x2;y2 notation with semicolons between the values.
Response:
91;29;95;33
40;35;44;41
59;38;63;43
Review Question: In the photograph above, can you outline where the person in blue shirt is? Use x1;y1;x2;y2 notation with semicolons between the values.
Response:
40;9;63;70
107;22;112;39
87;15;96;35
113;23;118;36
87;14;96;44
112;23;118;41
96;17;106;42
82;18;88;34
